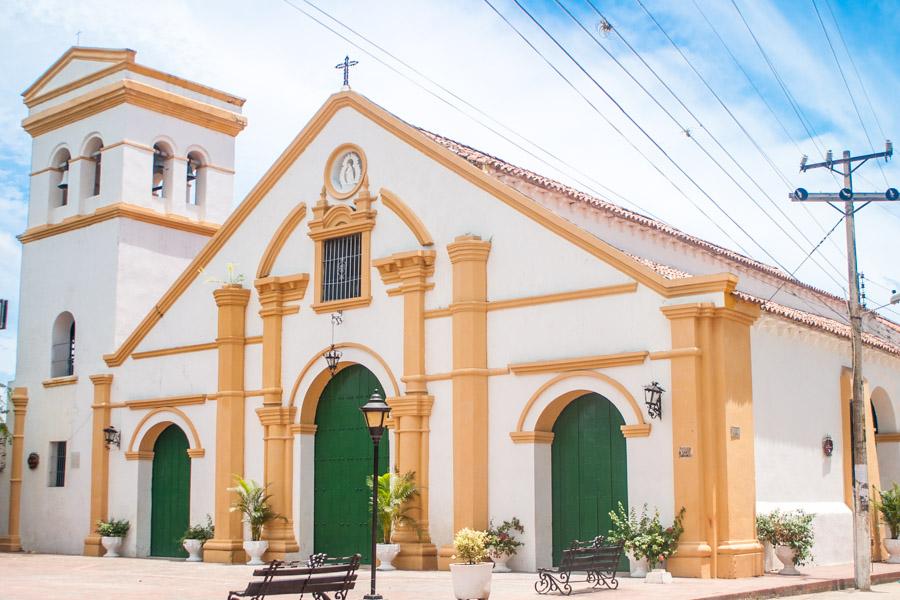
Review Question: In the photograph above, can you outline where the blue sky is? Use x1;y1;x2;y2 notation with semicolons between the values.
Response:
1;0;899;384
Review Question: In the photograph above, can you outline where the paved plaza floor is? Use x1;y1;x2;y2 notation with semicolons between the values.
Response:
2;553;900;599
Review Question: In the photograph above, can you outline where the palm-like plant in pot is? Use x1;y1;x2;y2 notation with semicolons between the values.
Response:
450;528;493;600
367;469;419;571
875;483;900;563
229;476;284;565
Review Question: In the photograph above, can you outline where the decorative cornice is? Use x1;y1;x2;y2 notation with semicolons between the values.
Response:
18;203;219;244
509;431;555;444
22;79;246;137
42;375;78;388
620;423;652;438
125;450;154;461
291;423;318;435
509;351;648;375
255;273;310;306
256;406;297;426
387;394;434;417
447;235;491;263
89;374;114;385
373;250;437;289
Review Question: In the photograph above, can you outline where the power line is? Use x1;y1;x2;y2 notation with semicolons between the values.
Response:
557;0;849;292
480;0;758;257
276;0;663;221
499;0;800;273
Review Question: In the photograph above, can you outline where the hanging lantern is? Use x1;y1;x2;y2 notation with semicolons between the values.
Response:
643;381;664;420
322;311;343;377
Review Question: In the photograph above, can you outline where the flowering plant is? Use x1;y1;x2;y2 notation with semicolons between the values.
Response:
200;262;245;286
485;517;524;558
756;509;814;565
453;528;489;564
608;502;684;569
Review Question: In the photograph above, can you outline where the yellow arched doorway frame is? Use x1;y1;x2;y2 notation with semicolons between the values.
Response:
510;370;650;443
125;407;205;459
288;341;401;426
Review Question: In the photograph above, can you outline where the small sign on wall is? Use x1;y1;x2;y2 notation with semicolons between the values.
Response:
679;446;692;458
730;426;741;440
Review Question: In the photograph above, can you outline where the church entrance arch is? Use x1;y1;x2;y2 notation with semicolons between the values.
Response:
550;392;628;567
150;424;190;557
313;364;389;562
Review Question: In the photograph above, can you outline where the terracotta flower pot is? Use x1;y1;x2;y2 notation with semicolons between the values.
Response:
450;562;493;600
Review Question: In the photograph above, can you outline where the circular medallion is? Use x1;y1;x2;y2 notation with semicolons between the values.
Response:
324;144;367;200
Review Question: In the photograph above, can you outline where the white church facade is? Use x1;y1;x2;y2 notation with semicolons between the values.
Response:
1;47;899;578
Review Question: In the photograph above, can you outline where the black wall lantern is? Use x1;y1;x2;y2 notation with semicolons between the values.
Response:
103;426;121;449
323;311;343;377
644;381;664;420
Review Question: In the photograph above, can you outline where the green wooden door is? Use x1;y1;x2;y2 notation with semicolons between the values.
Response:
551;393;628;567
314;365;389;563
150;424;191;557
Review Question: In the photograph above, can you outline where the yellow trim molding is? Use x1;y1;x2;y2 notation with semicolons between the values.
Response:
126;406;205;457
323;143;367;200
132;341;218;360
649;347;702;360
22;47;245;108
125;394;207;410
22;78;247;137
379;188;434;246
0;388;28;552
510;431;555;444
20;203;219;244
83;375;113;556
508;351;648;375
256;203;308;279
876;432;900;443
103;91;738;369
42;375;78;388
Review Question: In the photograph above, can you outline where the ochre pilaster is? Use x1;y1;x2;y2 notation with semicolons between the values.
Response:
374;250;438;570
252;274;307;560
0;387;28;552
439;236;491;570
662;302;763;579
83;375;113;556
204;284;251;564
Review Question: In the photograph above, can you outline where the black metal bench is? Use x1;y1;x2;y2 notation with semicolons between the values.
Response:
227;553;360;600
535;536;623;595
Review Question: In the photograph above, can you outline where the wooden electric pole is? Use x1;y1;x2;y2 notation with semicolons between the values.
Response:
791;142;897;590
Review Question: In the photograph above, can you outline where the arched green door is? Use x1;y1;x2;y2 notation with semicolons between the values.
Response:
314;365;389;562
150;424;191;557
551;393;627;567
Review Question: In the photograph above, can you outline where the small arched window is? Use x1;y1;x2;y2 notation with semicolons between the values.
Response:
152;142;173;198
186;151;205;206
83;137;104;198
50;312;76;377
49;148;71;208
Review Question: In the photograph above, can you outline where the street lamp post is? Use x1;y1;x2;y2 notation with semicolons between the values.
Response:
360;390;390;600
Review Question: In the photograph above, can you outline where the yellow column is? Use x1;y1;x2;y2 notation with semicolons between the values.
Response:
662;302;763;579
204;284;251;564
254;275;307;560
83;375;113;556
438;236;491;570
0;387;28;552
374;250;438;570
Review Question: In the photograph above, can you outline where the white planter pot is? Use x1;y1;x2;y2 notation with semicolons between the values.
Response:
774;545;801;576
491;551;512;573
183;539;203;562
626;551;648;578
101;536;123;558
376;543;401;571
449;562;493;600
885;538;900;564
644;568;673;584
243;540;269;566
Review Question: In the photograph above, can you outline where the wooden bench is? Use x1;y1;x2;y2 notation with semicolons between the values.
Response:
535;536;623;595
227;553;360;600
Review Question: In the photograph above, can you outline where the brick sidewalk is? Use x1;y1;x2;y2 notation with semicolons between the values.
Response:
1;552;899;599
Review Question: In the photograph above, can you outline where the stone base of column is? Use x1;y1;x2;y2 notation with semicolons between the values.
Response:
667;541;713;578
715;540;764;578
0;535;21;552
203;539;246;564
437;544;456;571
393;542;437;570
262;539;300;562
83;535;103;556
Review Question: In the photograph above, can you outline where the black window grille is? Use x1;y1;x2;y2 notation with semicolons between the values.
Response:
49;441;66;487
322;233;362;302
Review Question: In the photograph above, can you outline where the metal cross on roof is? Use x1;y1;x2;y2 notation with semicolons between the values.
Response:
335;55;358;90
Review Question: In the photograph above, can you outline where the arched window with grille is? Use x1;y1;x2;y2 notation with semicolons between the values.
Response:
50;312;76;377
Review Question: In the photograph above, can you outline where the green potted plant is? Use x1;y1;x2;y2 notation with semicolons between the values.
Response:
875;484;900;563
609;502;645;577
367;469;419;571
485;517;524;572
180;514;214;562
609;503;684;581
229;476;284;565
450;528;493;600
756;509;814;575
96;518;130;558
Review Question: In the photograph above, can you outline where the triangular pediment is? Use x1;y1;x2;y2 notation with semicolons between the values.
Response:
22;47;135;103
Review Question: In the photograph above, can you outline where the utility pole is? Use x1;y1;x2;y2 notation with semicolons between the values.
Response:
792;141;898;591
